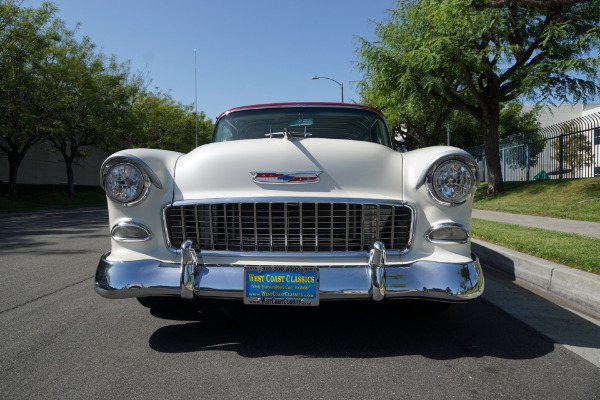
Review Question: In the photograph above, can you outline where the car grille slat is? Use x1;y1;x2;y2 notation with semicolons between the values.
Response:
165;202;412;252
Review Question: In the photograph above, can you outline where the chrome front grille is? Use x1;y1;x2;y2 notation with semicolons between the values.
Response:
164;202;412;252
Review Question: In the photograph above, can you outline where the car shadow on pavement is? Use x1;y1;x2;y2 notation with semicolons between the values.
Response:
147;299;557;360
471;242;600;363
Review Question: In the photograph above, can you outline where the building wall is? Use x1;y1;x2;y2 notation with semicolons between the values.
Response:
0;141;108;187
523;103;600;128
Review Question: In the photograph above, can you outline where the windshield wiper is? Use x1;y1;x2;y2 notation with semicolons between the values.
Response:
265;126;313;140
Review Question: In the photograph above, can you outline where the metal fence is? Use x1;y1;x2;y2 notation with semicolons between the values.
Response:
466;112;600;182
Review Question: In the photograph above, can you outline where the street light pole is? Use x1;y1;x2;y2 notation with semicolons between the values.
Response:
311;76;344;103
194;49;198;148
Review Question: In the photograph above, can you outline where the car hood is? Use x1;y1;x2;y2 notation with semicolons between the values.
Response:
173;138;403;201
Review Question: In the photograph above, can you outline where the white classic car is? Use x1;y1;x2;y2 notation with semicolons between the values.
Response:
95;103;483;310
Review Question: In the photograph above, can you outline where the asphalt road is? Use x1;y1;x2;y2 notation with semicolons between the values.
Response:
1;209;599;399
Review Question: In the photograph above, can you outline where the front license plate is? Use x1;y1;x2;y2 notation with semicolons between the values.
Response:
244;266;319;306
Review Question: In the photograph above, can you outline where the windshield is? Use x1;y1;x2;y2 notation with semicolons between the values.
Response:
213;107;391;147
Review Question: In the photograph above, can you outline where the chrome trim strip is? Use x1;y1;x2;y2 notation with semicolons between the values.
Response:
269;202;273;251
170;197;407;206
391;207;396;246
253;203;258;252
360;204;364;249
299;202;304;252
345;204;349;252
238;203;243;251
329;203;334;251
180;205;186;242
405;202;416;253
314;203;319;252
161;203;175;251
284;202;289;252
223;204;229;251
192;250;401;258
209;204;215;249
194;205;200;246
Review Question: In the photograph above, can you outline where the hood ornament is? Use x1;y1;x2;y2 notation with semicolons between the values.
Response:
265;126;312;140
251;171;321;184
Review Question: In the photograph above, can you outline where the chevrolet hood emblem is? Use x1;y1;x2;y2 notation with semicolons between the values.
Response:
251;171;321;184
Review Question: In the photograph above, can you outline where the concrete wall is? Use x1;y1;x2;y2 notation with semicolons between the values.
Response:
0;141;109;187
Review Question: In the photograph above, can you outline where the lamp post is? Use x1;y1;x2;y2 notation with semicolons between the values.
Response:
311;76;343;103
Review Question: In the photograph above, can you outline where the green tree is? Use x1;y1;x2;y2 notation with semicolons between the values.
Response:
39;25;142;198
360;81;453;149
0;0;60;199
472;0;590;9
357;0;600;193
126;90;213;153
448;101;541;149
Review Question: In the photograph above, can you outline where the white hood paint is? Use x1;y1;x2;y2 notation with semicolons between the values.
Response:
174;138;403;201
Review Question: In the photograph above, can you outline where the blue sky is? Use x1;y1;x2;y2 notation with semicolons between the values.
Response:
27;0;393;121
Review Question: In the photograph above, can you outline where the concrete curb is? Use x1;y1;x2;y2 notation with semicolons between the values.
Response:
472;239;600;317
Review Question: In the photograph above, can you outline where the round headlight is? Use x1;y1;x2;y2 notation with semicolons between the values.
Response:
431;160;474;204
104;163;146;204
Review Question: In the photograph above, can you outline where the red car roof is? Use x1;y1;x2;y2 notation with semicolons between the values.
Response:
216;102;385;120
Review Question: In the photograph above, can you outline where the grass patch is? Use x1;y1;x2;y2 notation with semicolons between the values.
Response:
0;189;106;212
472;218;600;275
474;178;600;222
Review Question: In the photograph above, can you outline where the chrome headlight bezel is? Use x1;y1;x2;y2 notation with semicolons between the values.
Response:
425;155;479;207
101;156;160;207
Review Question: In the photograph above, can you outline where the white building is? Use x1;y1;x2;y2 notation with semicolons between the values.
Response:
523;103;600;128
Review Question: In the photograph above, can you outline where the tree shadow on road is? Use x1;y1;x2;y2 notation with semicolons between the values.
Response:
0;210;109;254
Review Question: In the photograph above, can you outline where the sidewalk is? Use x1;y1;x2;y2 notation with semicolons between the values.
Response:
471;209;600;318
472;209;600;239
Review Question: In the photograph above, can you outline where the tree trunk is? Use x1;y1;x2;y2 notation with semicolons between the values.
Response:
1;135;38;200
481;104;504;194
7;155;21;201
65;157;75;199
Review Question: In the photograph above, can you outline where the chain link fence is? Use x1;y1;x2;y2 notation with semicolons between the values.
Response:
466;112;600;182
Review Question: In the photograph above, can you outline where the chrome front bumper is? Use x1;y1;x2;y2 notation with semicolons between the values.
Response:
95;241;484;302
